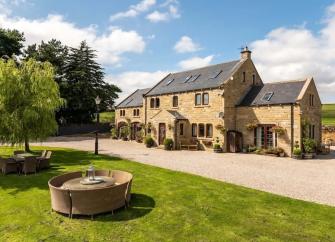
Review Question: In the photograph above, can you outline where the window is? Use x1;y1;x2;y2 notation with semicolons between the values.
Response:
155;98;160;108
210;70;222;79
166;78;174;86
134;109;140;116
202;93;209;105
150;98;155;108
309;94;314;106
255;125;277;148
192;123;197;137
189;74;200;82
206;124;213;138
120;110;123;116
309;124;315;139
242;71;246;82
180;123;184;135
133;109;136;116
120;110;125;117
198;124;205;137
261;92;274;102
195;94;201;106
252;74;256;85
185;75;192;83
172;96;178;107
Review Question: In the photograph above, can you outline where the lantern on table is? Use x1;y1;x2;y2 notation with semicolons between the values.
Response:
87;165;95;181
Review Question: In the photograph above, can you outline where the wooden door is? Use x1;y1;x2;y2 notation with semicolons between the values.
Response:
159;123;166;145
227;131;243;153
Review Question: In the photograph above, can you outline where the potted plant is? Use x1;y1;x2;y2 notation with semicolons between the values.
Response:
247;145;257;153
292;147;302;159
272;126;285;135
120;128;129;141
245;122;257;131
215;124;226;135
303;138;316;159
213;137;222;153
144;135;154;148
275;147;285;157
135;130;144;143
163;138;174;150
111;128;118;139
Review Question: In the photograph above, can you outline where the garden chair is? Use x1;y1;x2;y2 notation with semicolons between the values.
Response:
21;156;37;175
0;157;18;175
38;151;52;170
13;150;25;156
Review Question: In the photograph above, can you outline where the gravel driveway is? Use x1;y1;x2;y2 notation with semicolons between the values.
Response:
36;136;335;206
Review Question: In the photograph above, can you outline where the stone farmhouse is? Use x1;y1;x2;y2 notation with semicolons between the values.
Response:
115;47;322;156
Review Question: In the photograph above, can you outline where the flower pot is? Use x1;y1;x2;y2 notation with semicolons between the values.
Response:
213;148;223;153
122;137;128;141
303;153;315;159
292;154;302;159
279;152;285;157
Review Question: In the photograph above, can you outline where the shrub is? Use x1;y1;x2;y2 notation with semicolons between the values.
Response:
303;138;316;153
293;148;302;156
111;128;117;138
144;136;154;148
248;146;257;152
163;138;173;150
213;143;221;149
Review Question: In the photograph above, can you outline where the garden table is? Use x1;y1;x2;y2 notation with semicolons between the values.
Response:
62;176;115;190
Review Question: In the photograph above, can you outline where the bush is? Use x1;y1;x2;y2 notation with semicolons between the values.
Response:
111;128;117;139
248;146;257;152
213;143;221;149
144;136;154;148
163;138;173;150
303;138;316;153
293;148;302;156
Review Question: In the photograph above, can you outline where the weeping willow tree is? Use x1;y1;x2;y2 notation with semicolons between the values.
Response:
0;59;64;151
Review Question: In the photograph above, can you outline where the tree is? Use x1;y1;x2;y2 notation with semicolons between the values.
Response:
0;59;64;151
0;28;25;58
61;41;121;123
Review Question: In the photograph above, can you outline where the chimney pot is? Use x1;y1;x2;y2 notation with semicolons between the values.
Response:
241;46;251;59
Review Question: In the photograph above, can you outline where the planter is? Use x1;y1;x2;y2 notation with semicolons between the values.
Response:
112;136;118;140
279;152;285;157
122;137;128;141
213;148;223;153
146;143;152;148
303;153;315;159
292;154;302;159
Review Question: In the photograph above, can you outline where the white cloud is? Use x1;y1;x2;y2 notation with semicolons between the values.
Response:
146;2;180;22
250;3;335;102
174;36;201;53
0;0;26;14
110;0;156;21
178;55;214;70
106;71;169;102
0;14;146;66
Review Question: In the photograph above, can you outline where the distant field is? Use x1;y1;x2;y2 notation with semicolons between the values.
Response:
99;111;115;123
322;104;335;126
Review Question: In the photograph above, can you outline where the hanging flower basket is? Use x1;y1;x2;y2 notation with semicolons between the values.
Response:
272;125;285;135
245;123;257;131
215;124;226;135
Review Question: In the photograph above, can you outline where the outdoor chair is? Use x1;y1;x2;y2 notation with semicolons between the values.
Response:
38;151;52;170
0;157;18;175
48;172;82;217
13;150;25;156
21;156;37;175
110;170;133;205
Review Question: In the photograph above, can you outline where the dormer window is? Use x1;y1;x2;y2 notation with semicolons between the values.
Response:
262;92;274;102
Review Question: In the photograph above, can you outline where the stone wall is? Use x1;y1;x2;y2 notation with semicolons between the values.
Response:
115;106;145;129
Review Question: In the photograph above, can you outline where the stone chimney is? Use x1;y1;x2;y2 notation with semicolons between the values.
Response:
241;46;251;60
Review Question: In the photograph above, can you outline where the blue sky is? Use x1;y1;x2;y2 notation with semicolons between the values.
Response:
1;0;335;102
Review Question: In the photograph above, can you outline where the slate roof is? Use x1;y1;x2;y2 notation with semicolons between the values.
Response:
145;60;242;96
239;79;307;106
116;88;151;108
166;110;188;120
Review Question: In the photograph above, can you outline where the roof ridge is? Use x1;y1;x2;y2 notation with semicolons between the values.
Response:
264;78;308;84
171;59;240;75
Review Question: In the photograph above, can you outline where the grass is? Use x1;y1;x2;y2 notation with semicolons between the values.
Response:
1;147;335;241
98;111;115;123
322;104;335;126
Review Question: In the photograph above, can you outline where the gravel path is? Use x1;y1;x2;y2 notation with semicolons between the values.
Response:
35;136;335;206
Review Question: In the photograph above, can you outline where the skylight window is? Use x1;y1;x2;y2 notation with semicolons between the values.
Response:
184;75;192;83
166;78;174;86
125;98;133;105
261;92;274;102
209;70;222;79
189;74;200;82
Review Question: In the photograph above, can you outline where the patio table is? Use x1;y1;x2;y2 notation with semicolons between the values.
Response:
62;176;115;190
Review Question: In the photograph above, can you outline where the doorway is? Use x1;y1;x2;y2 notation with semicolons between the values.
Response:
227;130;243;152
158;123;166;145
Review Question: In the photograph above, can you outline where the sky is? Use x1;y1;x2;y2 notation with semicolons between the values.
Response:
1;0;335;103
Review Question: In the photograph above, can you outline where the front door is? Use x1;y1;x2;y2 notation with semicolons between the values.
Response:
158;123;166;145
227;131;243;153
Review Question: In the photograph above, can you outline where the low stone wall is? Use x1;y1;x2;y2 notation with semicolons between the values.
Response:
322;126;335;145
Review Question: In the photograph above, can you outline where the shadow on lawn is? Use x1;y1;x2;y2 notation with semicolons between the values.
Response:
71;193;156;221
0;148;124;192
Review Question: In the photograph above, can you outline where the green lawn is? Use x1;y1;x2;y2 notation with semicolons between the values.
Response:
98;111;115;123
1;147;335;241
322;104;335;126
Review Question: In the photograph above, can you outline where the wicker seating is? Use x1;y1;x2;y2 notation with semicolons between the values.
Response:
38;151;52;170
0;157;18;175
21;156;38;175
48;170;133;218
